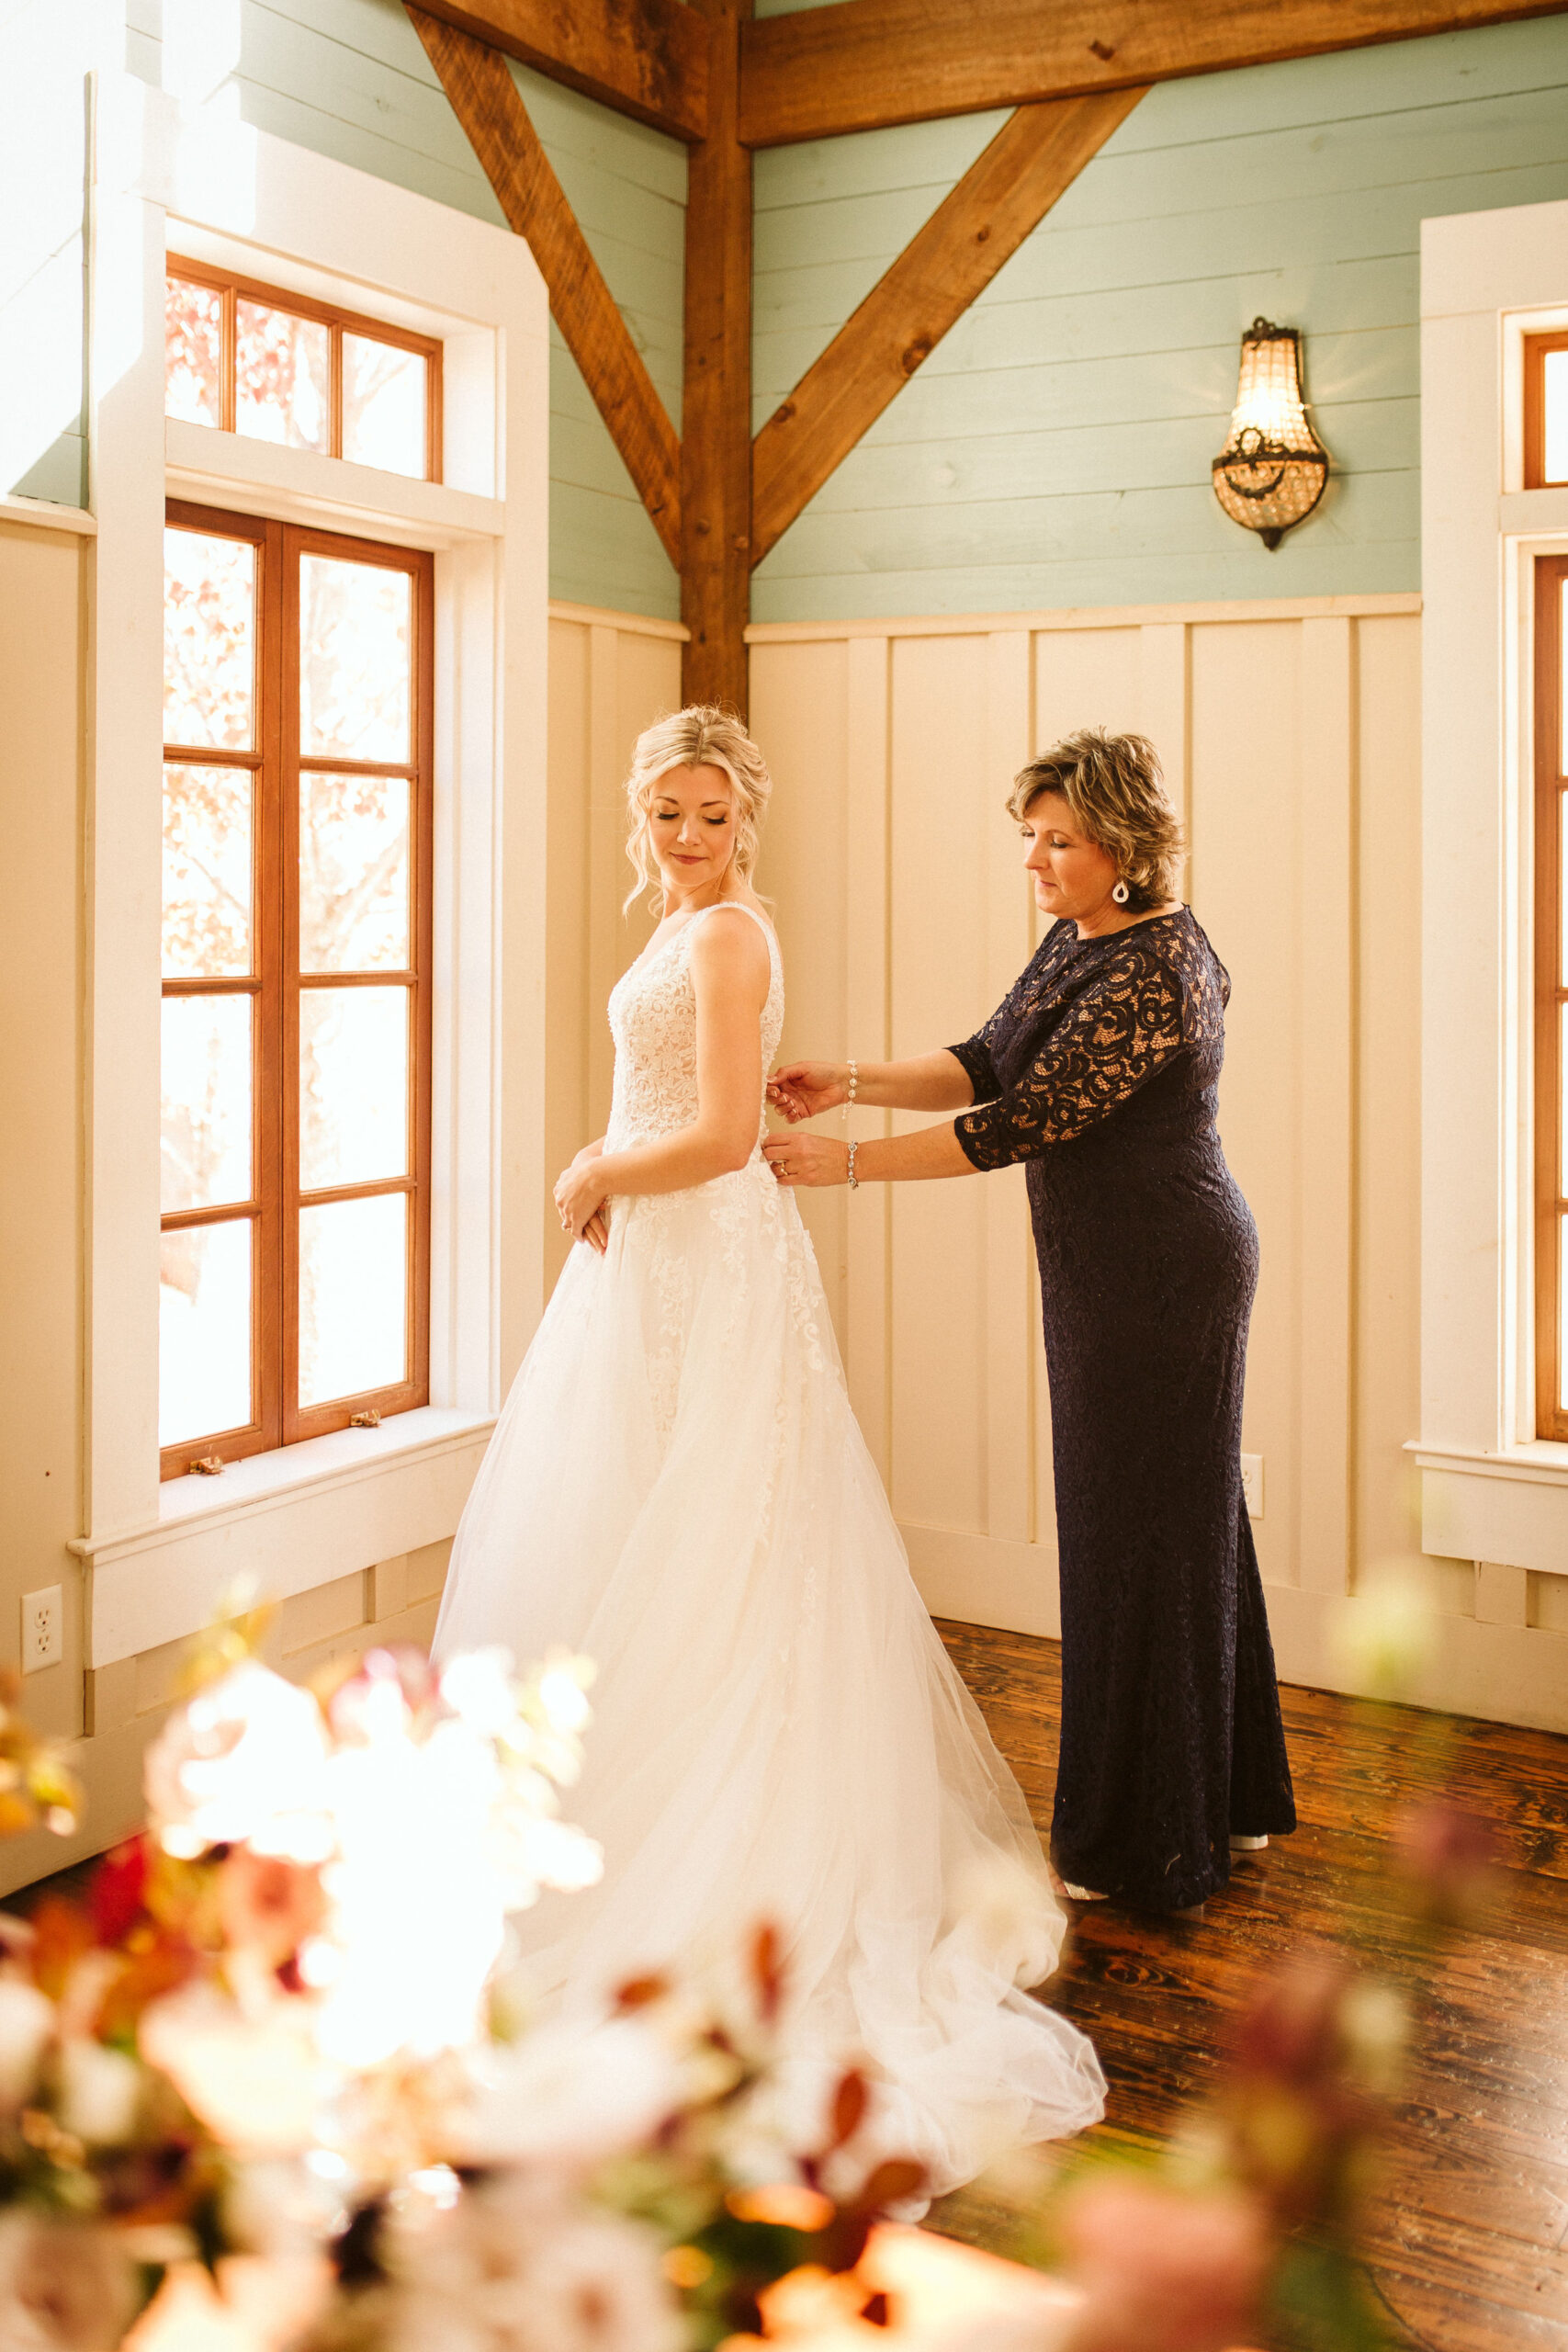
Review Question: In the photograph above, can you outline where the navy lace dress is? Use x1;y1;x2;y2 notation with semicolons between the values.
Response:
949;909;1295;1913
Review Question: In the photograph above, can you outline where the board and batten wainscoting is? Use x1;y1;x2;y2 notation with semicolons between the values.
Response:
732;594;1568;1736
548;592;1568;1732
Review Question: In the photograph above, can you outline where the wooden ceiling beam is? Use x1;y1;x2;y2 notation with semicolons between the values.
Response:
409;6;682;566
739;0;1568;145
410;0;708;141
750;86;1145;569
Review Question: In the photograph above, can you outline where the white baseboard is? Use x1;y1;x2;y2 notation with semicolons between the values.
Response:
899;1522;1568;1736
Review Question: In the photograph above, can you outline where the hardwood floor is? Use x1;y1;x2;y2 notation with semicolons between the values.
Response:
931;1620;1568;2350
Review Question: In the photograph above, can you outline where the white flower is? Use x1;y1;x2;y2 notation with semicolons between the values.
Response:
141;1988;326;2157
438;1651;519;1741
0;2214;140;2352
57;2040;141;2146
452;2015;685;2169
144;1663;331;1860
0;1979;54;2107
384;2173;682;2352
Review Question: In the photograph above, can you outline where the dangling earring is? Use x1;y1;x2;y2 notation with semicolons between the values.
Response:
1111;878;1131;905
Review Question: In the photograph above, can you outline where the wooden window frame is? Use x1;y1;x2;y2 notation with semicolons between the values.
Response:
1524;332;1568;491
1535;553;1568;1441
161;499;434;1479
165;254;445;485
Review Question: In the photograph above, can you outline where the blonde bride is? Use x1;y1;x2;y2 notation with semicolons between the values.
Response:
432;706;1104;2198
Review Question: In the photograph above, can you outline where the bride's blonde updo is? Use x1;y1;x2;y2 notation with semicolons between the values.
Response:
623;705;773;914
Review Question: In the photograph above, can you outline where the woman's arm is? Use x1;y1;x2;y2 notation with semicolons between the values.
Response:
555;914;770;1237
764;947;1183;1191
764;1121;971;1187
767;1049;975;1121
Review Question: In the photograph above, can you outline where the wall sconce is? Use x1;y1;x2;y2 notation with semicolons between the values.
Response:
1212;318;1329;549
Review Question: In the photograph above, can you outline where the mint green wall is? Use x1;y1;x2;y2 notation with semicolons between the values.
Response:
30;9;1568;621
123;0;684;620
750;13;1568;620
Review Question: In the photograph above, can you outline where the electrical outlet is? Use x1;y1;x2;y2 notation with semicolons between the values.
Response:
22;1587;62;1672
1240;1454;1264;1520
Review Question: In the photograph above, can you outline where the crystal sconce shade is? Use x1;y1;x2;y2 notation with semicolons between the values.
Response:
1212;318;1330;550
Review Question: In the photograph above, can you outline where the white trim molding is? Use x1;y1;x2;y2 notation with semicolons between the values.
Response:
1420;194;1568;1579
82;77;550;1663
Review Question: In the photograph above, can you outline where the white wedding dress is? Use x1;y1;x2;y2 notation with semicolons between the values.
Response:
434;901;1105;2195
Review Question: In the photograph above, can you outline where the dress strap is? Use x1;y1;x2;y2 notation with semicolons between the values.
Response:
688;900;776;955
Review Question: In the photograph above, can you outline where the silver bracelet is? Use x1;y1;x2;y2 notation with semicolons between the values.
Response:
847;1139;860;1190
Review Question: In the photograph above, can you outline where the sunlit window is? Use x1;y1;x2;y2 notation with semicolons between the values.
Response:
1536;555;1568;1441
1525;331;1568;490
160;502;433;1475
164;259;441;482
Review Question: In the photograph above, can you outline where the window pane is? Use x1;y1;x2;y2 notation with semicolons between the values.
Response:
164;527;255;751
1545;348;1568;486
164;764;253;978
160;1218;253;1446
162;994;253;1213
165;277;222;427
235;300;330;453
343;334;427;479
299;555;411;763
299;773;410;972
299;987;410;1190
299;1193;407;1406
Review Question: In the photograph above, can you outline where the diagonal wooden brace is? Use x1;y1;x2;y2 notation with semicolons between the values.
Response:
750;86;1147;570
409;4;683;566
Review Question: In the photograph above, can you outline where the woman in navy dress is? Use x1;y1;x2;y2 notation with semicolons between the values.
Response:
766;729;1294;1917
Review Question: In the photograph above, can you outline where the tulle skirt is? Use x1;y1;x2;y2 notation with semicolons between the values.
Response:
434;1154;1105;2196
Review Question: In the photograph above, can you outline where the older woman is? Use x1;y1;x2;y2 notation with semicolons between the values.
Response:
766;729;1295;1919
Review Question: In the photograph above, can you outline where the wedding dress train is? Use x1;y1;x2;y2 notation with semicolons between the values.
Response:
433;901;1105;2196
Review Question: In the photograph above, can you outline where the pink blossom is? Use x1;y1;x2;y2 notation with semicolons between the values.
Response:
1060;2179;1269;2352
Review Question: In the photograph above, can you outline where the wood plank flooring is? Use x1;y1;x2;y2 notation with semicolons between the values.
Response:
931;1620;1568;2351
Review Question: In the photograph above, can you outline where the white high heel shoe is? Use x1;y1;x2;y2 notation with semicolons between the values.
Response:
1229;1834;1269;1852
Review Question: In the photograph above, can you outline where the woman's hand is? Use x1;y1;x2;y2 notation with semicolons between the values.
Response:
555;1155;610;1247
763;1133;851;1187
767;1060;849;1124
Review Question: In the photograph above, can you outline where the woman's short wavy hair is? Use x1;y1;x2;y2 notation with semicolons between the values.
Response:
1007;728;1184;914
623;705;773;914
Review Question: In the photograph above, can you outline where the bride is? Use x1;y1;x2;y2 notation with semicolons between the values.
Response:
433;706;1104;2196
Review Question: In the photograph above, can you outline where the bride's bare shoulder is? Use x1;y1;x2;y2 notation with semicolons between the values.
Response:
689;900;774;994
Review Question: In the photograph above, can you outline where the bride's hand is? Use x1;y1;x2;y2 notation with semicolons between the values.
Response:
767;1060;850;1124
763;1133;850;1187
555;1156;610;1243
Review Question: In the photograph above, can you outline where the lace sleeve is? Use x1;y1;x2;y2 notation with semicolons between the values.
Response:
954;946;1184;1170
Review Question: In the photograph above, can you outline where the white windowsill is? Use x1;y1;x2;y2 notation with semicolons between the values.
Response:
1409;1440;1568;1577
164;421;504;548
1408;1439;1568;1487
72;1407;495;1564
74;1408;495;1668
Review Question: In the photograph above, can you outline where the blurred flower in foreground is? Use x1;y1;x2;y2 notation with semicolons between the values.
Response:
1057;2177;1269;2352
300;2170;685;2352
1332;1569;1437;1704
1391;1800;1499;1930
0;1670;84;1841
1220;1955;1404;2231
0;2211;141;2352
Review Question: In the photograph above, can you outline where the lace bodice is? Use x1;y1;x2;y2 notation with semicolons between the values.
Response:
605;901;784;1156
949;909;1227;1167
